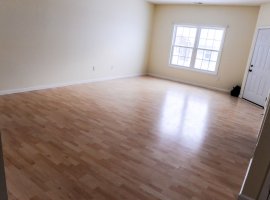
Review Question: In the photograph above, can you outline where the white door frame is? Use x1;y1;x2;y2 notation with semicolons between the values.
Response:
240;26;270;99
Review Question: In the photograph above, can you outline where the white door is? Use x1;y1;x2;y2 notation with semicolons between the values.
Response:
243;28;270;107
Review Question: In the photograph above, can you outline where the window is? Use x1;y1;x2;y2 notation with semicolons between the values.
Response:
170;25;226;74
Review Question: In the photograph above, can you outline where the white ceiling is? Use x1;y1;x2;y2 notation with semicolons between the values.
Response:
146;0;270;6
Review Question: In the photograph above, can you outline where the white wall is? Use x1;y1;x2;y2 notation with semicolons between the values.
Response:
256;3;270;27
148;5;259;92
0;0;153;92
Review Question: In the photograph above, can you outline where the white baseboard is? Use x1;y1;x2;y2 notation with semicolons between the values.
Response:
238;194;255;200
147;73;230;93
0;73;145;96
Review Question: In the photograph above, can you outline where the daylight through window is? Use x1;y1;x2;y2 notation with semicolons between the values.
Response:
170;25;225;73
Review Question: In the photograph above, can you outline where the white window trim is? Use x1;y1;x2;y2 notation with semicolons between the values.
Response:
168;24;227;75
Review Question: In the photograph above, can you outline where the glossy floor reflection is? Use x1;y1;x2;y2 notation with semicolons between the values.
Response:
0;76;263;200
160;90;208;151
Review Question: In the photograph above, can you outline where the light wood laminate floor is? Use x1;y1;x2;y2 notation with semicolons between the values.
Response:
0;77;263;200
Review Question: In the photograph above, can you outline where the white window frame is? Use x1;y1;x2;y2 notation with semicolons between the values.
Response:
169;24;227;75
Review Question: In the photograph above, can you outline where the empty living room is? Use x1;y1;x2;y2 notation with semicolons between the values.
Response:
1;0;270;200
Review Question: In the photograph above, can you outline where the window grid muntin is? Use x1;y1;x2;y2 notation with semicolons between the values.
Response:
170;26;198;67
171;47;193;67
170;25;225;74
174;26;197;48
195;49;220;72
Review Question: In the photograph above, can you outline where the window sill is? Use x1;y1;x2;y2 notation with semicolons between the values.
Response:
168;64;218;76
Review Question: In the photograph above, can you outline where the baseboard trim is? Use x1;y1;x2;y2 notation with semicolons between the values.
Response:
147;73;230;93
238;194;255;200
0;73;145;96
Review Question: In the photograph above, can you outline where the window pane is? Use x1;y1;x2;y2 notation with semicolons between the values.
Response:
204;50;212;61
211;51;219;62
195;59;202;69
173;47;180;56
206;40;214;49
184;57;191;66
197;50;204;59
215;30;224;41
200;29;208;39
199;39;206;49
209;61;217;72
174;26;197;48
170;47;193;67
171;56;178;65
195;49;219;71
190;29;197;37
178;57;185;66
176;27;184;36
199;28;224;51
213;40;222;51
179;47;187;57
208;29;215;40
202;60;209;70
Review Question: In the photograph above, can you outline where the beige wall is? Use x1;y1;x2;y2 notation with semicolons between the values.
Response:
147;5;259;92
0;0;153;92
257;3;270;27
240;3;270;200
